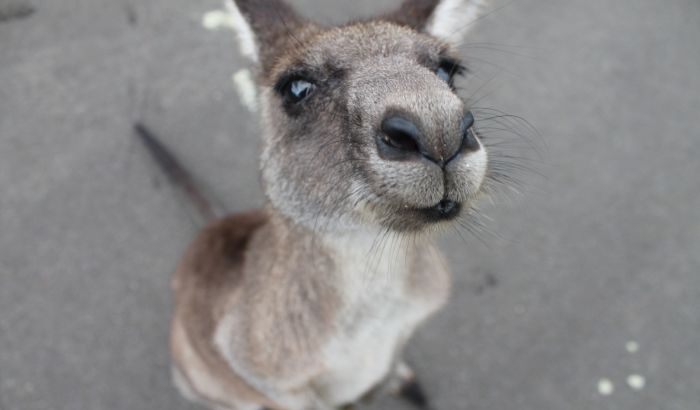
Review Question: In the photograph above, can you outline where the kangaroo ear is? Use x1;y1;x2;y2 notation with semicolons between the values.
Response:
387;0;487;45
225;0;304;66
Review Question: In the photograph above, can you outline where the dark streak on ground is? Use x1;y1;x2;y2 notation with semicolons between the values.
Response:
124;3;137;26
0;2;35;23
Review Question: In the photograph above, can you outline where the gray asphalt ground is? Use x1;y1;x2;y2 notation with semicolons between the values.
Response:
1;0;699;409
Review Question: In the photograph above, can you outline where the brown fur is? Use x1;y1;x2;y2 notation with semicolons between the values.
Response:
234;0;308;70
171;211;273;408
172;209;347;409
385;0;441;29
166;1;493;409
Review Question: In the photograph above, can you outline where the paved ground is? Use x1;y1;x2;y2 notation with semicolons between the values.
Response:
1;0;699;409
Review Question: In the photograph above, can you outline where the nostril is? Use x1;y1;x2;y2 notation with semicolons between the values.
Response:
380;116;421;153
462;111;475;130
462;129;480;152
461;112;480;152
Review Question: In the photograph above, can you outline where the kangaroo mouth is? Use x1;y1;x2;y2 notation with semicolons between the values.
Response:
380;199;464;232
417;199;462;222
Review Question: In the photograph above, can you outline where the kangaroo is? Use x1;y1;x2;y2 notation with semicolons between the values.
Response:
139;0;496;409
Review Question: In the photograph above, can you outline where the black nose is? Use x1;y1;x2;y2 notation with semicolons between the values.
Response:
379;116;422;157
460;111;480;153
378;113;479;164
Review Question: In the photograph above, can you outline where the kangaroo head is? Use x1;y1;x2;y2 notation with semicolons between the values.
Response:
229;0;490;232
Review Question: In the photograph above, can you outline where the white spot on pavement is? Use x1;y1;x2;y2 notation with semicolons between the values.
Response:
202;10;236;31
232;69;257;112
626;341;639;353
627;374;646;390
597;378;614;396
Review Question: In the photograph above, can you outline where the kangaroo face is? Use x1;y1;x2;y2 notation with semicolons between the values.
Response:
233;0;490;232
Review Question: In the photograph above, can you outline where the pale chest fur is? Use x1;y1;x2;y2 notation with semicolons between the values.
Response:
314;232;450;405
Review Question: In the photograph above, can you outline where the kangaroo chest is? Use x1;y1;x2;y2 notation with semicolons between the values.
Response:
314;234;447;405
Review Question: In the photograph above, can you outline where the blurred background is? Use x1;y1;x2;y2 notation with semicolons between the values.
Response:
1;0;699;409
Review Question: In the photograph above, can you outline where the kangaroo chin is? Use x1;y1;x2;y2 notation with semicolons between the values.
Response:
139;1;496;409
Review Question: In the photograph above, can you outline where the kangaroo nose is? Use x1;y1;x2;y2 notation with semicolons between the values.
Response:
380;115;451;164
379;116;422;155
378;113;480;165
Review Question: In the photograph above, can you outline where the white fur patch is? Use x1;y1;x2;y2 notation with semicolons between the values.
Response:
314;232;444;405
426;0;487;44
224;0;260;62
466;141;489;189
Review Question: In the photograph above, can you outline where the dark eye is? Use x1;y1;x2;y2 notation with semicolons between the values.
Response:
284;78;315;103
435;60;464;86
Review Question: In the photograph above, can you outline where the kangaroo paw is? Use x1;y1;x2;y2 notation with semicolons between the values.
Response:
390;362;431;410
399;379;430;409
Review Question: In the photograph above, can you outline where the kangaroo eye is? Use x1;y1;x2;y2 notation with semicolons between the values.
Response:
284;79;315;103
435;60;465;86
436;65;452;83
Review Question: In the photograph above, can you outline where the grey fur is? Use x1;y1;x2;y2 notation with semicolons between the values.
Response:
169;1;492;409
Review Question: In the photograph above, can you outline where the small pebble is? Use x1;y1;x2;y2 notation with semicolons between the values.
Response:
627;374;646;390
597;378;614;396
